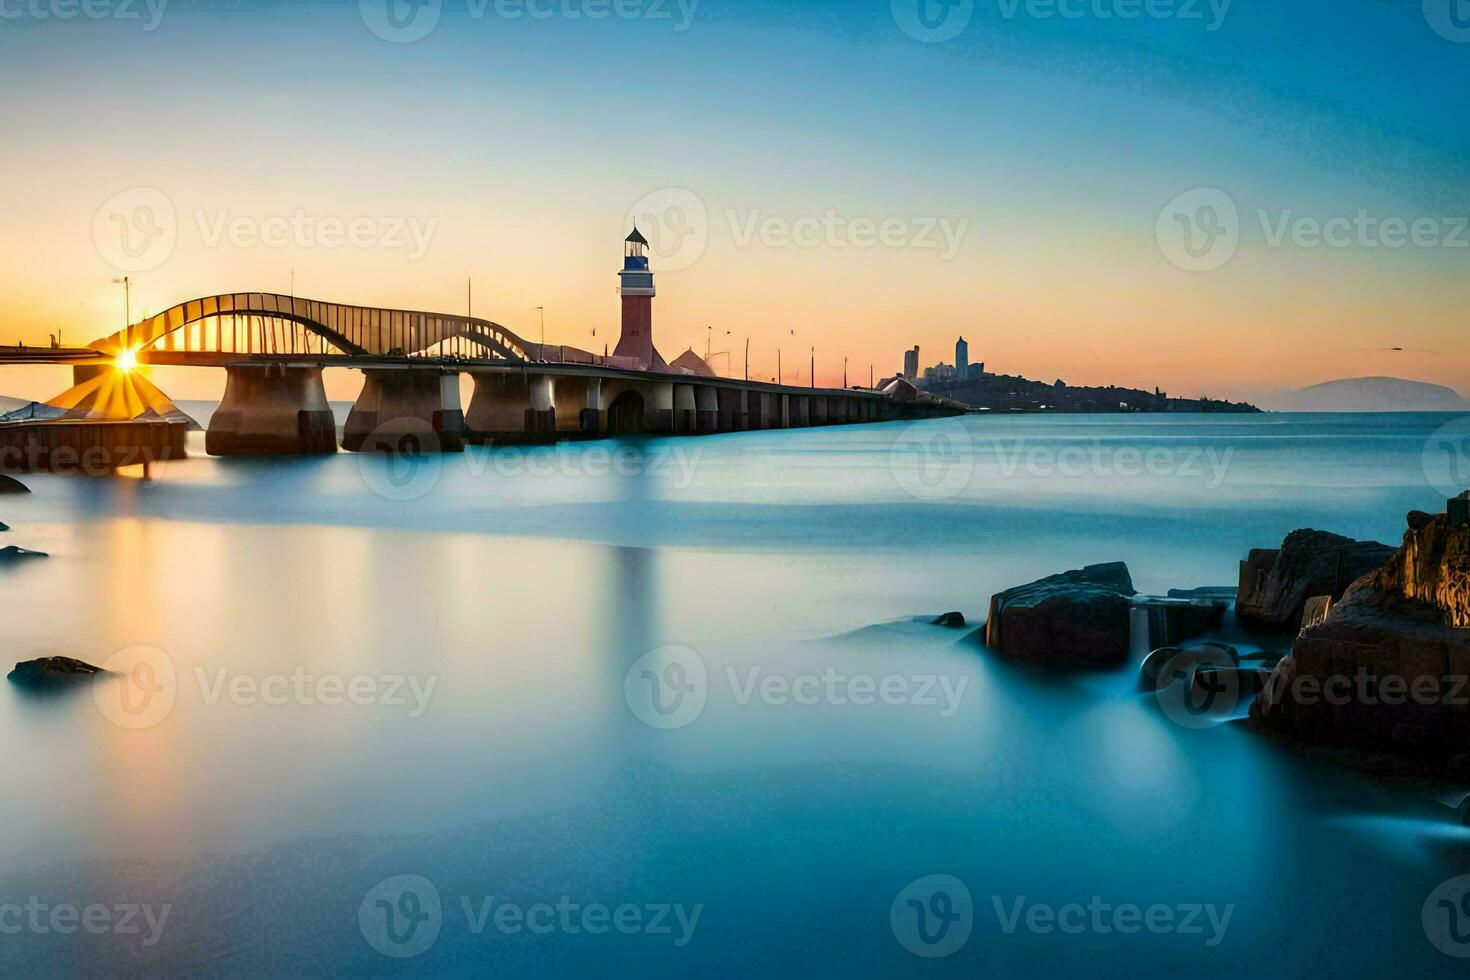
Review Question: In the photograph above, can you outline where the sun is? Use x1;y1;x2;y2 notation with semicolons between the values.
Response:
114;347;139;373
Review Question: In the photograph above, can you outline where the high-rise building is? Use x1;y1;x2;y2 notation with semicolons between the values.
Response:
613;227;667;371
903;346;920;378
955;337;969;378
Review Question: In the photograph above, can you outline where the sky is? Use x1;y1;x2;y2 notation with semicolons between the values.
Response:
0;0;1467;402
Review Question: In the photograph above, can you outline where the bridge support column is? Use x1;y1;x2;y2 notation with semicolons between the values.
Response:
343;368;464;453
673;384;697;433
716;388;741;431
650;382;674;434
694;386;718;432
832;398;849;424
791;396;809;427
525;375;556;435
206;365;336;456
811;396;828;425
746;392;765;430
580;378;603;435
778;394;791;428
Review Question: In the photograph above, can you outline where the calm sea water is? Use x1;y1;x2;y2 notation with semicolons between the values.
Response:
2;411;1468;976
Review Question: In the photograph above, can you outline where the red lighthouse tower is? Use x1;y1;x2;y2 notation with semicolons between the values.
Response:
612;227;667;371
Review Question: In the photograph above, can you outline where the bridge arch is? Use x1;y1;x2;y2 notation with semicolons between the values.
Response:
88;292;542;362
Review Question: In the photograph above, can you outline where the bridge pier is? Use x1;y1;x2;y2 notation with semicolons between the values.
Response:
527;375;557;435
342;368;464;453
791;395;810;427
580;378;603;435
695;385;718;432
206;365;337;456
673;384;697;434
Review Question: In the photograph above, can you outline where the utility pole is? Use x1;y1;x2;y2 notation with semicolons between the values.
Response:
536;306;545;350
778;349;782;386
744;339;750;381
467;278;472;318
810;347;815;389
844;356;848;389
111;276;131;347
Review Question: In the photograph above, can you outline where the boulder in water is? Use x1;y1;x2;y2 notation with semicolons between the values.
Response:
0;546;46;561
0;475;27;494
985;562;1137;666
1236;529;1395;633
932;612;966;629
1252;508;1470;760
8;656;102;689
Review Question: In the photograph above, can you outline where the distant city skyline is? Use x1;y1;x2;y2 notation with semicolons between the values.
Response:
2;0;1467;403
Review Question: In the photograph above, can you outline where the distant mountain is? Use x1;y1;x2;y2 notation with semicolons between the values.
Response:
0;395;33;414
1270;377;1468;413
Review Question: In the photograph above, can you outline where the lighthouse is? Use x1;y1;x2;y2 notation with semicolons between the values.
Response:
612;227;667;371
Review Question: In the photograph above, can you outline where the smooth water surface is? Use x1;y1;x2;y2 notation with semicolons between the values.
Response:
2;412;1468;976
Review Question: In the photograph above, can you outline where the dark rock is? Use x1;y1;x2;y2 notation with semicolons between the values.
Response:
932;612;966;628
1140;642;1238;689
1190;666;1273;702
1252;510;1470;759
0;546;47;561
985;562;1136;666
0;475;28;494
1459;796;1470;828
8;656;102;689
1408;510;1435;532
1235;529;1396;633
1133;593;1229;649
0;522;9;531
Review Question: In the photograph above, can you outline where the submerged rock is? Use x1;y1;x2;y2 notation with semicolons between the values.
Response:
932;612;966;629
0;522;9;532
985;562;1137;667
1236;529;1395;633
1133;590;1232;650
0;475;28;495
8;656;102;689
1252;508;1470;760
1140;642;1238;690
0;546;46;561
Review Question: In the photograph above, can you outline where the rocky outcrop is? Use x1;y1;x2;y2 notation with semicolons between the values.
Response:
1251;510;1470;758
0;474;28;494
1236;529;1395;632
0;545;46;561
8;656;102;688
932;612;966;628
985;562;1136;666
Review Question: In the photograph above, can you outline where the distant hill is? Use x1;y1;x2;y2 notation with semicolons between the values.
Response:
1270;377;1468;413
0;395;33;414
